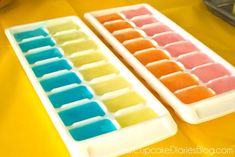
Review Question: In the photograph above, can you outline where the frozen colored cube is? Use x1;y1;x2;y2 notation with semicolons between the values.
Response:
177;52;213;69
19;37;55;52
79;63;119;81
131;16;158;27
134;49;169;65
147;60;183;78
207;76;235;94
113;29;143;43
90;76;131;95
32;59;72;77
103;91;145;112
69;119;117;141
70;51;107;67
142;24;171;36
61;40;98;55
121;6;152;19
40;72;81;92
192;63;231;83
104;21;133;33
175;86;215;104
25;48;63;64
160;72;199;92
58;101;105;126
164;41;198;58
152;32;184;46
47;21;80;34
14;28;48;42
96;13;124;23
48;86;93;108
53;31;88;44
115;107;157;127
123;38;156;53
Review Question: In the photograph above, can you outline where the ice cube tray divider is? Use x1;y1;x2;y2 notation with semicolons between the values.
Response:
5;16;177;157
85;3;235;124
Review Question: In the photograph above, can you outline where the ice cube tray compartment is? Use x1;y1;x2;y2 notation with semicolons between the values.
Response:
85;4;235;124
5;16;177;157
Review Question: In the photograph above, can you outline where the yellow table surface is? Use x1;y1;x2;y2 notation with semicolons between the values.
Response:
0;0;235;157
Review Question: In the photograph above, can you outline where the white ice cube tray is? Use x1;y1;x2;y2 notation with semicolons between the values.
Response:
85;4;235;124
5;16;177;157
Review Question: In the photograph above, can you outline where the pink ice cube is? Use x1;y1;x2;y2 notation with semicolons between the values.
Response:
131;16;158;27
142;24;171;36
152;32;184;46
177;52;213;69
192;63;231;83
164;41;198;57
208;76;235;94
122;7;152;19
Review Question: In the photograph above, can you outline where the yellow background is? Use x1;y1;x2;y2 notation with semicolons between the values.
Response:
0;0;235;157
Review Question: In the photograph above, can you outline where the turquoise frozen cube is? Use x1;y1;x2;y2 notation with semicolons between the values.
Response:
14;28;48;42
19;37;55;52
69;119;117;141
32;59;72;77
59;101;105;126
25;48;63;64
40;72;81;92
48;86;93;108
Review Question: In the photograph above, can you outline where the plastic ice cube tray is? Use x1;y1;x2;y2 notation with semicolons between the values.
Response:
5;16;177;157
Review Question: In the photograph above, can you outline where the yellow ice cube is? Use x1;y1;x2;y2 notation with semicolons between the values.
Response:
115;107;158;127
70;51;107;67
47;21;80;34
79;63;119;81
53;31;88;44
90;76;132;95
62;40;98;55
103;91;145;112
